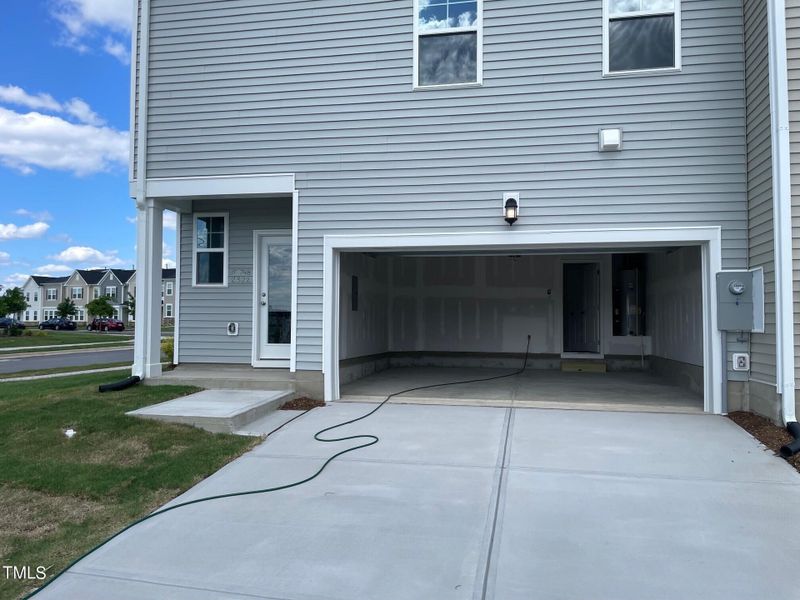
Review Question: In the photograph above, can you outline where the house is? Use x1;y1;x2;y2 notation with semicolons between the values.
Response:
125;268;175;324
97;269;136;321
62;269;106;323
38;276;69;321
128;0;799;424
19;277;41;323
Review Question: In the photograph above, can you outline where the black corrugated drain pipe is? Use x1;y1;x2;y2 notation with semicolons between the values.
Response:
779;422;800;458
98;375;141;393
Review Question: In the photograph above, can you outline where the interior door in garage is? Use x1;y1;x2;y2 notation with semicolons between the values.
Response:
563;263;600;353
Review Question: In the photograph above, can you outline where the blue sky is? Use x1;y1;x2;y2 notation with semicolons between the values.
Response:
0;0;175;290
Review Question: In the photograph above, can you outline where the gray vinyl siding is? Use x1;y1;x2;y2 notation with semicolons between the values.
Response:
177;197;292;364
143;0;748;371
788;0;800;386
744;0;777;384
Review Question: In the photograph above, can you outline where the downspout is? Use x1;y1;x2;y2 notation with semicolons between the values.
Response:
766;0;800;454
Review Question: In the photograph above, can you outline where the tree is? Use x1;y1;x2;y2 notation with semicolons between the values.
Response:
56;298;77;319
0;287;27;318
86;296;115;319
123;292;135;320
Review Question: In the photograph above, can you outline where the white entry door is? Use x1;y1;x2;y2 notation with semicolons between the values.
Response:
257;234;292;362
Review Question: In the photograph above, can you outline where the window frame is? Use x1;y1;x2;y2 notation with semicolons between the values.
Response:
71;287;83;300
192;212;229;288
602;0;682;77
413;0;484;90
166;281;174;296
47;288;57;301
165;303;173;318
105;286;117;299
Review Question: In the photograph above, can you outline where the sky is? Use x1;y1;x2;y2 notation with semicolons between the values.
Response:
0;0;175;290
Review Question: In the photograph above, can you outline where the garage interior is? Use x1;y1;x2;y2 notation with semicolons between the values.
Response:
337;247;705;412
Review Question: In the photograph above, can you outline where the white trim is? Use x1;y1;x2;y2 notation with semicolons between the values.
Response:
164;303;173;318
173;212;181;365
140;174;295;199
251;230;293;369
191;212;229;287
290;190;299;372
767;0;796;424
165;281;173;296
413;0;483;89
602;0;682;76
322;226;723;414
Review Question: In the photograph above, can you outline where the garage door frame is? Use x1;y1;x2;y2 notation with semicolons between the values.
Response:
322;226;723;413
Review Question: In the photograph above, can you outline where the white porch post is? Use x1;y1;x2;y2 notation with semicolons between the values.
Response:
133;198;163;379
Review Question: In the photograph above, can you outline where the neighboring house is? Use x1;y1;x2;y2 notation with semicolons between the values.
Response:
19;277;41;323
38;276;69;321
97;269;136;321
161;268;176;323
62;269;106;323
127;0;800;424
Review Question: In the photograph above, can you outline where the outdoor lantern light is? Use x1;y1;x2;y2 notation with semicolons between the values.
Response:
503;193;520;226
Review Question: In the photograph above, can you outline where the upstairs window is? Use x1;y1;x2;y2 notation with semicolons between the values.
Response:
71;287;83;300
106;286;117;299
604;0;680;75
414;0;482;88
193;213;228;286
47;288;57;301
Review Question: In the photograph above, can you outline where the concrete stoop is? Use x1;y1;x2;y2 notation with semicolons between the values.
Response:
127;389;293;434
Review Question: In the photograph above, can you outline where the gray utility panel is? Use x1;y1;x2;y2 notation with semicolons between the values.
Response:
716;271;756;331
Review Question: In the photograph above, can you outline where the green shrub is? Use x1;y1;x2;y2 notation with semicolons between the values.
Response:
161;338;174;363
23;329;33;337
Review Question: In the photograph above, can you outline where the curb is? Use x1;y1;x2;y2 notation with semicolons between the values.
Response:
0;366;130;383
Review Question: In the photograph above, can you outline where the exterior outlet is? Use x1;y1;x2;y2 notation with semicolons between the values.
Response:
732;353;750;372
227;322;239;336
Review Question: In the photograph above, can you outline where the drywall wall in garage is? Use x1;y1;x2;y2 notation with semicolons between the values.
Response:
339;252;390;360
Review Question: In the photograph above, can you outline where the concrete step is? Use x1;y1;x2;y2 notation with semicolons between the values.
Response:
127;389;294;434
560;359;607;373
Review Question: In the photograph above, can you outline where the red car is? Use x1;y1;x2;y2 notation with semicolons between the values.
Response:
87;317;125;332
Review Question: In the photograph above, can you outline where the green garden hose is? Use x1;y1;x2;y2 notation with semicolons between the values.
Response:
25;335;531;598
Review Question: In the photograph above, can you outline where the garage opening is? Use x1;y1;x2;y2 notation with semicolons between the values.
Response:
336;247;705;412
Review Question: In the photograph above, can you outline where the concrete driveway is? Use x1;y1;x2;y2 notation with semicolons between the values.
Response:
39;404;800;599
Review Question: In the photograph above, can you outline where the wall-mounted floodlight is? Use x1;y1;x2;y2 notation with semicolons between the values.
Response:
599;128;623;152
503;193;520;226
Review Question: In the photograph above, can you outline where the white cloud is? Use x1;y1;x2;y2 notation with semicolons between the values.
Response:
32;264;74;276
0;86;103;126
14;208;53;222
0;222;50;240
0;251;10;264
63;98;104;126
103;37;130;65
2;273;29;288
0;107;128;176
125;216;136;224
162;258;176;269
0;86;61;112
50;245;126;267
53;0;133;64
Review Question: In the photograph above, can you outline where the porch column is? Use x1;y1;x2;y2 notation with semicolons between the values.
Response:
133;198;163;379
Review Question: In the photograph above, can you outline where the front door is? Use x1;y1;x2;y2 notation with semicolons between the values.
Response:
258;235;292;362
563;263;600;353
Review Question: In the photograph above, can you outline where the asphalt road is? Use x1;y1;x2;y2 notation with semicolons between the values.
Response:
0;348;133;374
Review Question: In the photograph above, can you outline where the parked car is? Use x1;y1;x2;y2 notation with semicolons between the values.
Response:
0;317;25;329
87;317;125;332
38;317;77;331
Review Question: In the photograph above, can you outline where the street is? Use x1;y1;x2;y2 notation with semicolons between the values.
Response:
0;348;133;374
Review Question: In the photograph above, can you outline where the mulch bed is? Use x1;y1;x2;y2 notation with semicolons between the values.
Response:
728;411;800;473
280;397;326;411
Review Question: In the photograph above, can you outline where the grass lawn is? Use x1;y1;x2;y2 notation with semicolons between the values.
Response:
0;332;133;352
0;373;258;599
0;363;131;380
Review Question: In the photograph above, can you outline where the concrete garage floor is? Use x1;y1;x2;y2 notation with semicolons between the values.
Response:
341;367;704;413
37;404;800;600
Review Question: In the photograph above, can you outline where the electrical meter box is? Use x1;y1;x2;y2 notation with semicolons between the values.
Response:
716;271;757;331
